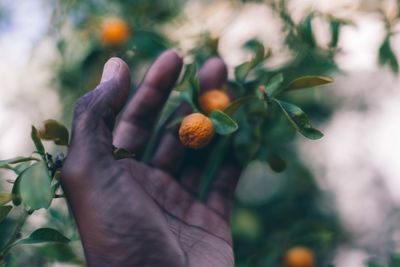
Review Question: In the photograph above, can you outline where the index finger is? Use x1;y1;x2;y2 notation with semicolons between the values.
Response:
113;50;183;157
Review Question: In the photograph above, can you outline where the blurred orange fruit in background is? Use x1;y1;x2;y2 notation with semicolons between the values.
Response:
199;89;230;115
100;17;130;46
283;246;315;267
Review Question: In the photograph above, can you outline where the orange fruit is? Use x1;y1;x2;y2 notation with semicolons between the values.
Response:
179;113;214;149
100;18;130;46
199;89;230;115
283;246;315;267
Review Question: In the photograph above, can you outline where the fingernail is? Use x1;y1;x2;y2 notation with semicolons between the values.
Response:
101;59;120;83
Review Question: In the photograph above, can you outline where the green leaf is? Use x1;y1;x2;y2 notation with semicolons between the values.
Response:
273;99;323;140
31;126;45;156
176;63;200;109
141;95;182;163
12;175;22;206
13;162;32;175
329;19;341;47
0;206;12;223
234;62;253;83
19;228;70;244
210;110;239;135
37;119;69;146
180;90;197;111
379;36;399;73
366;259;383;267
286;76;334;91
166;116;184;129
19;161;53;210
0;157;38;169
267;154;287;173
234;39;269;83
113;147;135;160
0;193;12;206
390;254;400;267
330;20;340;47
175;63;197;91
156;95;181;127
244;39;266;65
3;161;33;175
224;96;260;116
300;13;316;48
130;30;170;59
265;73;284;97
190;74;201;100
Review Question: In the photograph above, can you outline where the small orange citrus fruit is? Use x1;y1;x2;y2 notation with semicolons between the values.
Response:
199;89;230;115
283;246;315;267
100;18;130;46
179;113;214;149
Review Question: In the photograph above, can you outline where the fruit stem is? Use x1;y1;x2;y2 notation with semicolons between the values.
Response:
199;136;230;201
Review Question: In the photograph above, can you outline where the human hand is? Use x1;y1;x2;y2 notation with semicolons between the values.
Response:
61;50;241;267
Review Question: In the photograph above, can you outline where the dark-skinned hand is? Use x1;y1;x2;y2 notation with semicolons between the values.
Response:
61;50;241;267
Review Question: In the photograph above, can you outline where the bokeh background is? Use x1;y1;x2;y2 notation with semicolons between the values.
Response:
1;0;400;266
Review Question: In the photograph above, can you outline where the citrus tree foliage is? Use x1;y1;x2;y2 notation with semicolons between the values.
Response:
1;0;400;266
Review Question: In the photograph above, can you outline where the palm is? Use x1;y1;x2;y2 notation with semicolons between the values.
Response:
119;158;234;266
62;51;240;266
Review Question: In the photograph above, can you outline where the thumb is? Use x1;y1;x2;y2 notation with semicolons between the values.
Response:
95;57;131;127
69;57;131;157
100;57;129;84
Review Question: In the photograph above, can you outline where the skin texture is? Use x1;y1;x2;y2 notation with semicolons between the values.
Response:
61;50;241;267
179;113;215;149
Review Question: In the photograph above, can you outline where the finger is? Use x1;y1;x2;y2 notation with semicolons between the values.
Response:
149;103;191;174
113;50;183;157
68;57;131;159
180;58;228;191
199;57;228;92
205;163;241;222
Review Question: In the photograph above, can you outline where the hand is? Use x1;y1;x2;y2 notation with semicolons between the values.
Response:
61;50;241;267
